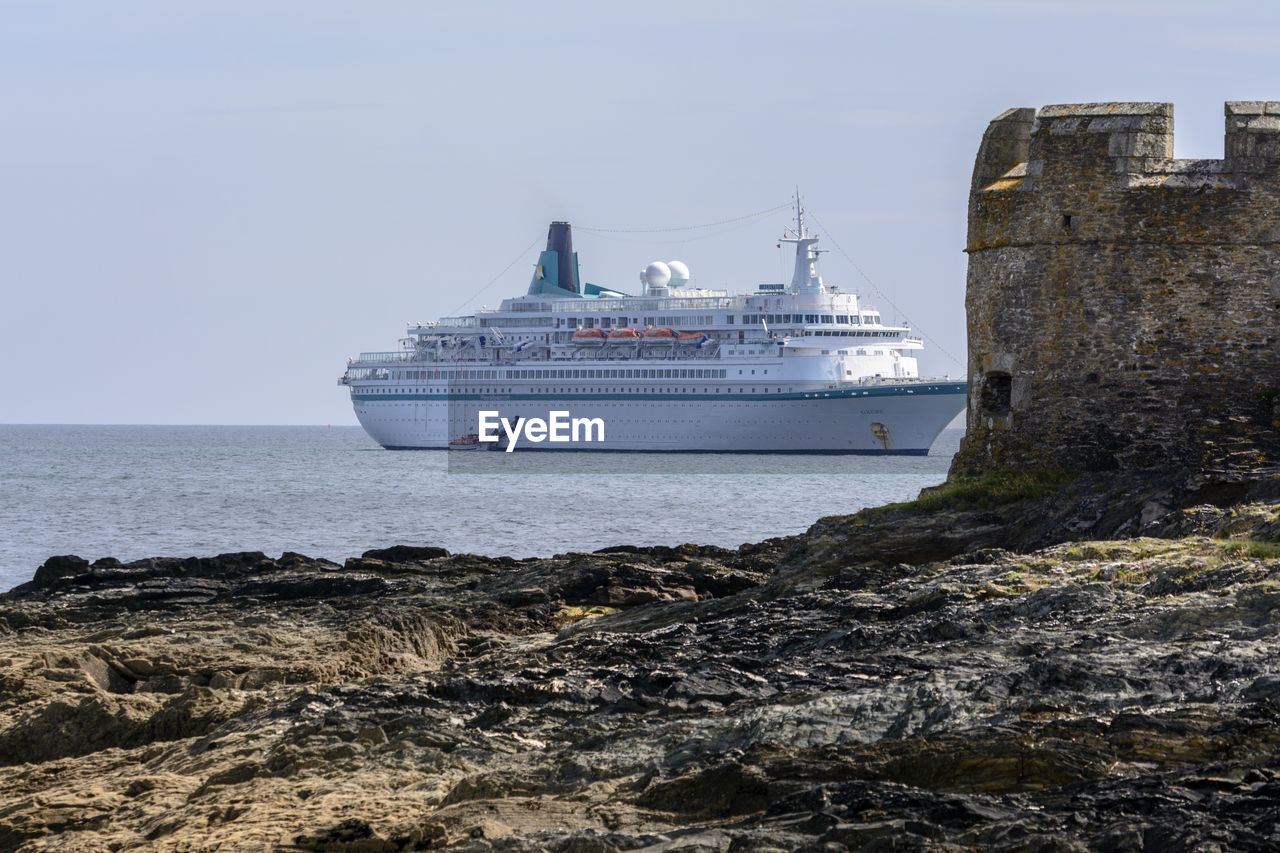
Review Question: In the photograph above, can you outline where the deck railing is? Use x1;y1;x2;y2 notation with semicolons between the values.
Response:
356;351;416;363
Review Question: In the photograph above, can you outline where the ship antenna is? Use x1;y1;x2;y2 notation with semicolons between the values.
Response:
794;186;805;238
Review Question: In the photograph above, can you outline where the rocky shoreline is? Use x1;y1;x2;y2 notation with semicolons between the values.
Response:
2;473;1279;851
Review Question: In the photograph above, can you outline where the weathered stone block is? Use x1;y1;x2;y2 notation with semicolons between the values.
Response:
1226;101;1268;117
1244;115;1280;132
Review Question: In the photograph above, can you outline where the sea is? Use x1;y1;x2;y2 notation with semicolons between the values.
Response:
0;424;963;592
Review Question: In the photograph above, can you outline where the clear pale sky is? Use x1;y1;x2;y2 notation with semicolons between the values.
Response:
3;0;1275;425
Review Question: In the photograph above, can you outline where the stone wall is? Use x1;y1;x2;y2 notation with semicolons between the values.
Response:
951;102;1280;476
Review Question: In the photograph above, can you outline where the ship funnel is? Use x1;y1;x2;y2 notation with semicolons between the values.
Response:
527;221;582;298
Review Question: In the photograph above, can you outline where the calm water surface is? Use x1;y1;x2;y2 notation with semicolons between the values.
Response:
0;425;962;591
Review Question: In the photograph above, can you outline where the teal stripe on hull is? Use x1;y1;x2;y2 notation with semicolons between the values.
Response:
352;383;965;404
381;445;933;455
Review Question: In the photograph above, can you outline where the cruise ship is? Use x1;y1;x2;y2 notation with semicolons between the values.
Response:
338;201;964;452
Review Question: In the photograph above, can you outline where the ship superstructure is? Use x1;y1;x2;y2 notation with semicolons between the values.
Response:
338;200;964;452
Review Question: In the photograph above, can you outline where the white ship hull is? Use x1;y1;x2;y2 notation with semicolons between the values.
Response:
353;381;964;453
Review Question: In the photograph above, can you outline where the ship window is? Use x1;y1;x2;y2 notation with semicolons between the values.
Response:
726;315;734;324
823;315;834;323
836;315;849;324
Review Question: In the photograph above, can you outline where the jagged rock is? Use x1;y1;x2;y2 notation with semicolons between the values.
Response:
0;480;1278;849
29;555;89;588
360;544;451;562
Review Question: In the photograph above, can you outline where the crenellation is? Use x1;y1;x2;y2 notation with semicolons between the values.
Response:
1027;104;1176;181
952;101;1280;478
971;107;1034;192
1224;101;1280;169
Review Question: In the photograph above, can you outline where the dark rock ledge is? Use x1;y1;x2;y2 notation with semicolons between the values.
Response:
1;473;1279;851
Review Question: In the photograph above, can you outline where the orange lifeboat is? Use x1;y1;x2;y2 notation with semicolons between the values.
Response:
677;332;707;346
572;328;606;346
606;328;640;343
643;327;677;343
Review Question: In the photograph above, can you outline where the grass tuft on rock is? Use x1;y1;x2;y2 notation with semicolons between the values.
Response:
1219;538;1280;560
856;469;1079;521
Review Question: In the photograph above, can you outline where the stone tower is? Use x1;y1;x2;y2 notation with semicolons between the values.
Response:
951;102;1280;476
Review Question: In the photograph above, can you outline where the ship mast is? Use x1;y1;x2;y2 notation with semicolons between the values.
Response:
794;186;806;239
780;187;825;294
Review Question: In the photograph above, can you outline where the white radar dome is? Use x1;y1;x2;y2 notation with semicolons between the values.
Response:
643;261;672;287
666;260;690;286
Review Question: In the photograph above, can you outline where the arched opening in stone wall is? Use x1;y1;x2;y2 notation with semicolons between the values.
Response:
980;372;1012;414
